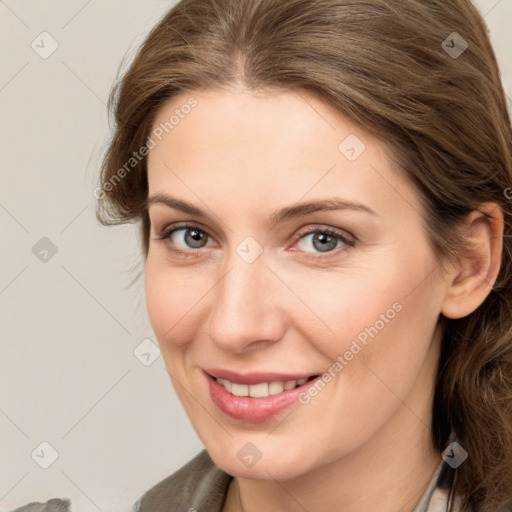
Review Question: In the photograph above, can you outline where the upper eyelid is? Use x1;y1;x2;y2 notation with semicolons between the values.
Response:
157;222;355;247
158;221;214;239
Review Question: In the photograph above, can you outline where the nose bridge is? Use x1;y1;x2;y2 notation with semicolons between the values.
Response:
207;245;283;350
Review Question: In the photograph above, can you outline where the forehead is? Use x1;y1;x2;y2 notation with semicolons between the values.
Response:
146;88;421;220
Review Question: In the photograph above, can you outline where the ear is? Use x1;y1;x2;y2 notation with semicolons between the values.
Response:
441;202;504;319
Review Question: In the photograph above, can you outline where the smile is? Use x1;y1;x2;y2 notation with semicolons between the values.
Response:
215;376;317;397
203;369;321;422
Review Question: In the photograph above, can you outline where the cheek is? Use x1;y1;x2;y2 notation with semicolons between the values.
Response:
309;244;440;374
144;257;205;348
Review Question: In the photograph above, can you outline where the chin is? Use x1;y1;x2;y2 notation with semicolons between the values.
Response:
206;441;316;481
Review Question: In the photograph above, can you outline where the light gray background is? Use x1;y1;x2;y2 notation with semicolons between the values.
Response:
0;1;511;511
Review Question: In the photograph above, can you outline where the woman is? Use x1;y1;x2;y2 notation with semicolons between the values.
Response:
96;0;512;511
14;0;511;511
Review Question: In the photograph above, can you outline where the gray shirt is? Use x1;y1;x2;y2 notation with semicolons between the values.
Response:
131;449;460;512
9;448;503;512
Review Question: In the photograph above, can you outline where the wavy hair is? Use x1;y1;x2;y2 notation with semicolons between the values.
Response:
96;1;512;510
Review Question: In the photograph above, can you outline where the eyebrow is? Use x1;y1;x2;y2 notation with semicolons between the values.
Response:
146;193;377;226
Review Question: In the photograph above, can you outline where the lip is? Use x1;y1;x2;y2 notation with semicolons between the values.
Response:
203;369;321;423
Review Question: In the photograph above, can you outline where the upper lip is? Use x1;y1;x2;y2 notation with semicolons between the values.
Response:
203;368;319;385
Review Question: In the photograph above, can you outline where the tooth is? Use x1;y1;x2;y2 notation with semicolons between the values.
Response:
249;382;269;398
218;378;232;392
231;383;249;397
268;381;285;395
284;380;297;390
218;378;306;397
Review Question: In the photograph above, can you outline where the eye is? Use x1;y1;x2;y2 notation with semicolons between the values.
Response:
155;222;355;260
156;222;215;256
293;226;355;259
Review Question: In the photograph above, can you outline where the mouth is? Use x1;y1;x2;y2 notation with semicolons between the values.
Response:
203;369;321;422
211;374;319;398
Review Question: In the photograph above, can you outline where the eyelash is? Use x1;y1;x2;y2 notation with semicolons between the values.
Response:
155;222;356;260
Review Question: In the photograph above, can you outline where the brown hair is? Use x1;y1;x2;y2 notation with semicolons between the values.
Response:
96;1;512;510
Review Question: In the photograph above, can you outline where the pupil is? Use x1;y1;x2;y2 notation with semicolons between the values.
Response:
186;229;206;248
314;233;337;253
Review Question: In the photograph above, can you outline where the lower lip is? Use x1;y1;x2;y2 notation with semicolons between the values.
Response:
205;372;320;423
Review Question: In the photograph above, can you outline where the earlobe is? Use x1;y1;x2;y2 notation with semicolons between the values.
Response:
441;202;504;320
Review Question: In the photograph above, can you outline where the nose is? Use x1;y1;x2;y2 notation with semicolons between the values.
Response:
206;247;287;354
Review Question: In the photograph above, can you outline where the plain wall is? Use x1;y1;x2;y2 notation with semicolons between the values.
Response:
0;1;511;511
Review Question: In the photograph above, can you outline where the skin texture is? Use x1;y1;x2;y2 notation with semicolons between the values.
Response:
144;87;504;512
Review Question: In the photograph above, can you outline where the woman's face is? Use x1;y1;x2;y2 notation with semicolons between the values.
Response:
144;88;448;479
